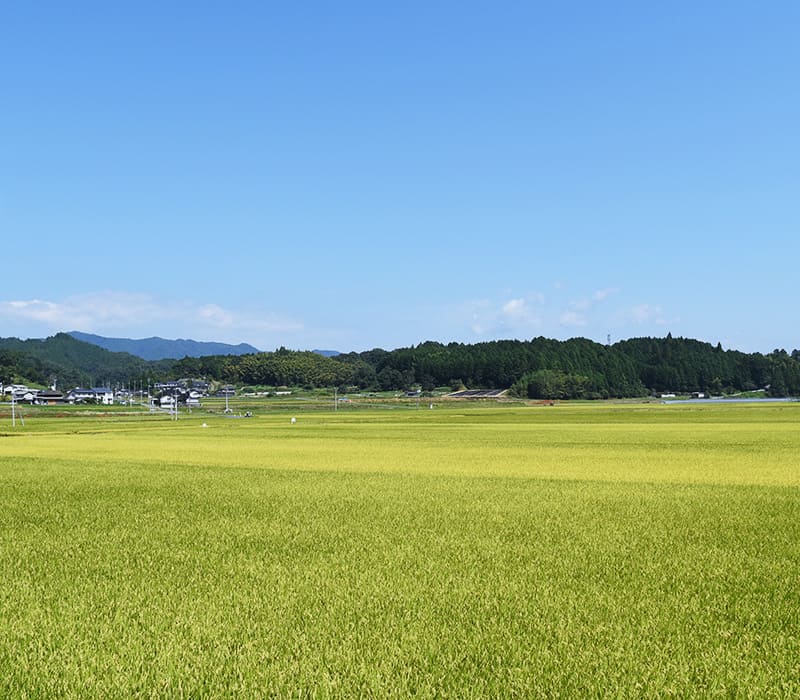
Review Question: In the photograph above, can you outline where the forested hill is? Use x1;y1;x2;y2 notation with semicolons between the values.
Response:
170;335;800;399
3;333;800;399
337;336;800;398
614;336;800;396
0;333;173;388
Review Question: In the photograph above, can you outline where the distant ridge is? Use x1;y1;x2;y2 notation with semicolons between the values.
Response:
68;331;260;361
312;349;341;357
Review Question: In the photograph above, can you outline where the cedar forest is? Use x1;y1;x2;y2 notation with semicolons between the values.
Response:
2;333;800;400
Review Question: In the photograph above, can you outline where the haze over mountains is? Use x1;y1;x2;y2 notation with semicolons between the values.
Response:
68;332;260;361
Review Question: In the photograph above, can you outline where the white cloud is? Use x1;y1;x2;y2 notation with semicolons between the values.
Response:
570;298;591;312
197;304;235;327
0;293;162;330
462;294;545;336
559;310;587;327
556;287;617;327
558;293;600;327
500;296;544;327
630;304;662;323
501;298;528;319
593;287;619;301
2;299;62;324
466;299;492;334
625;303;677;326
0;292;303;343
461;287;619;338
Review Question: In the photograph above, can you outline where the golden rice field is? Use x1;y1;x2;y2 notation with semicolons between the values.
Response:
1;402;799;697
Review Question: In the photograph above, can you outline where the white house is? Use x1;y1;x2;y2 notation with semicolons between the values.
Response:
3;384;29;396
67;388;114;405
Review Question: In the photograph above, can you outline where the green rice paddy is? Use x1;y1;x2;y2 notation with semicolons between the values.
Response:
1;402;798;697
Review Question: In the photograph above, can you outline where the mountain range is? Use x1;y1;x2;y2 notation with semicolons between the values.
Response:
68;331;260;361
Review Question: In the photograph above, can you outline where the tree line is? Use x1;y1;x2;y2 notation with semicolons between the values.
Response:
172;334;800;399
3;333;800;399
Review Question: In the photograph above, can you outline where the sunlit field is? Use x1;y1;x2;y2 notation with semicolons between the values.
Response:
1;402;798;697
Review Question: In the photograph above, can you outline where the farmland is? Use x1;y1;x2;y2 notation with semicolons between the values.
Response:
1;402;799;697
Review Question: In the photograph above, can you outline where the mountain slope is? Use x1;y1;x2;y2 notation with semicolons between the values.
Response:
68;331;260;361
0;333;172;387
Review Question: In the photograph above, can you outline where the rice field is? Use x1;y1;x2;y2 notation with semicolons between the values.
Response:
1;402;798;697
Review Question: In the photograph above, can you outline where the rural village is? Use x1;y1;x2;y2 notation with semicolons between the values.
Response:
0;380;228;409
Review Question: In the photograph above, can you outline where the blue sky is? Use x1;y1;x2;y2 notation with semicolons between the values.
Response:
2;2;798;353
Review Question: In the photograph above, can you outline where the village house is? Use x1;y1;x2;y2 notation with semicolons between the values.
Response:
35;390;65;405
67;388;114;405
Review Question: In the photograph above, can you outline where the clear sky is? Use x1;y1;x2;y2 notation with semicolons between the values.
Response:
2;2;798;353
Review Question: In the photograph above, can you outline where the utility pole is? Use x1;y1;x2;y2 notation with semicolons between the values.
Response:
11;391;23;427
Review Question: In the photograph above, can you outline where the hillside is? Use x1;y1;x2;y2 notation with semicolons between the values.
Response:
0;333;173;388
168;335;800;398
3;333;800;398
68;331;260;361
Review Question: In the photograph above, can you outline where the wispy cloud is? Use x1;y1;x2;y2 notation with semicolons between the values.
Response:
557;288;616;328
463;294;545;336
502;294;544;322
559;309;587;327
630;304;664;324
622;303;677;326
460;286;623;338
0;294;163;329
593;287;619;301
0;292;303;342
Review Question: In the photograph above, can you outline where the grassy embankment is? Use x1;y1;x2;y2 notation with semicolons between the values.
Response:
1;402;798;696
